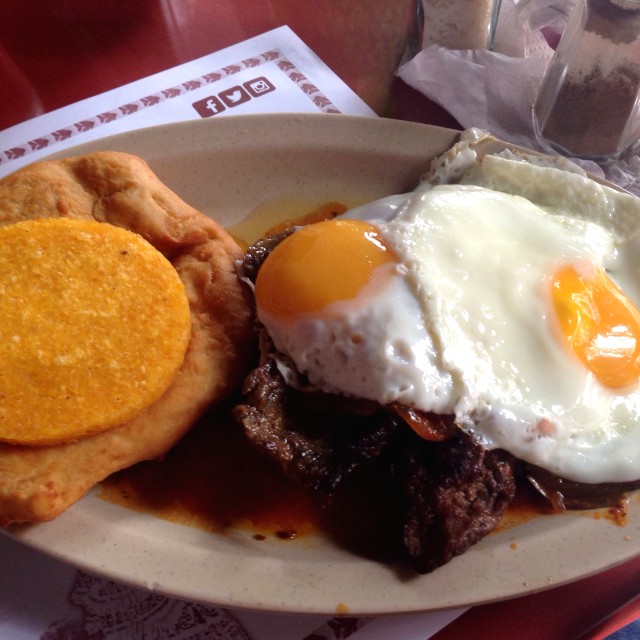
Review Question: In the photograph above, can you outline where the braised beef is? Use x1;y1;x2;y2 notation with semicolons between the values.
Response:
236;229;294;285
234;360;401;495
389;430;516;573
234;358;517;573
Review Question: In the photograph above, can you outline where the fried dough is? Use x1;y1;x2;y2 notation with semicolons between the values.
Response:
0;151;254;526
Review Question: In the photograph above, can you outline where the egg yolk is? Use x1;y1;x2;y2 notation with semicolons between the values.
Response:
255;219;397;321
551;264;640;388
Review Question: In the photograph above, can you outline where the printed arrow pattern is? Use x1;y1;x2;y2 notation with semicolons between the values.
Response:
1;49;340;166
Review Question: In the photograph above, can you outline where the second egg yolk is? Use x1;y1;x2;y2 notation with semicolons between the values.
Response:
551;264;640;388
255;219;397;322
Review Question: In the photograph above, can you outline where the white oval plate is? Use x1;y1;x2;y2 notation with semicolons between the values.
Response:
4;114;640;615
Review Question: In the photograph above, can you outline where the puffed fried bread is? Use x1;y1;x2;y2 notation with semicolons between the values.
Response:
0;151;254;526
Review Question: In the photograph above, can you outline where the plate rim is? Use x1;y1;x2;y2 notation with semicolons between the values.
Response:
4;113;640;616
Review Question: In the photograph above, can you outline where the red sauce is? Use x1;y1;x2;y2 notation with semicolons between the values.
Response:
494;482;557;532
99;403;627;559
99;401;405;561
99;404;318;539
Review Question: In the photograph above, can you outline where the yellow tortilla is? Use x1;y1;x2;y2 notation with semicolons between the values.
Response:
0;217;191;445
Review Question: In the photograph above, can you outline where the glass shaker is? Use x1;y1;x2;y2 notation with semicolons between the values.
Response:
420;0;502;50
533;0;640;162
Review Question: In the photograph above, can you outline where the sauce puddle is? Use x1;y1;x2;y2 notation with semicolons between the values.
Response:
99;401;405;562
99;404;318;540
99;402;625;563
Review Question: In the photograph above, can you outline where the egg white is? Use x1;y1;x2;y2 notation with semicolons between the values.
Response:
257;151;640;485
371;184;640;484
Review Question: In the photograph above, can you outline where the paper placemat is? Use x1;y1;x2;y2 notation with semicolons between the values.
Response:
0;25;375;179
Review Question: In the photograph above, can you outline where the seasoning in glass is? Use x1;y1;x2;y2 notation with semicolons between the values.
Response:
533;0;640;162
420;0;502;50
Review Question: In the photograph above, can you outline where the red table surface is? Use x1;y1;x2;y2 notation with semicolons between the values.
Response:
0;3;637;639
0;0;460;132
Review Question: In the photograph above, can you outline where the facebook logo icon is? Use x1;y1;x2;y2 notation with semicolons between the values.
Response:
192;96;226;118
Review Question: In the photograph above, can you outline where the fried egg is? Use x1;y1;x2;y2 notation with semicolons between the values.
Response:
255;138;640;485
